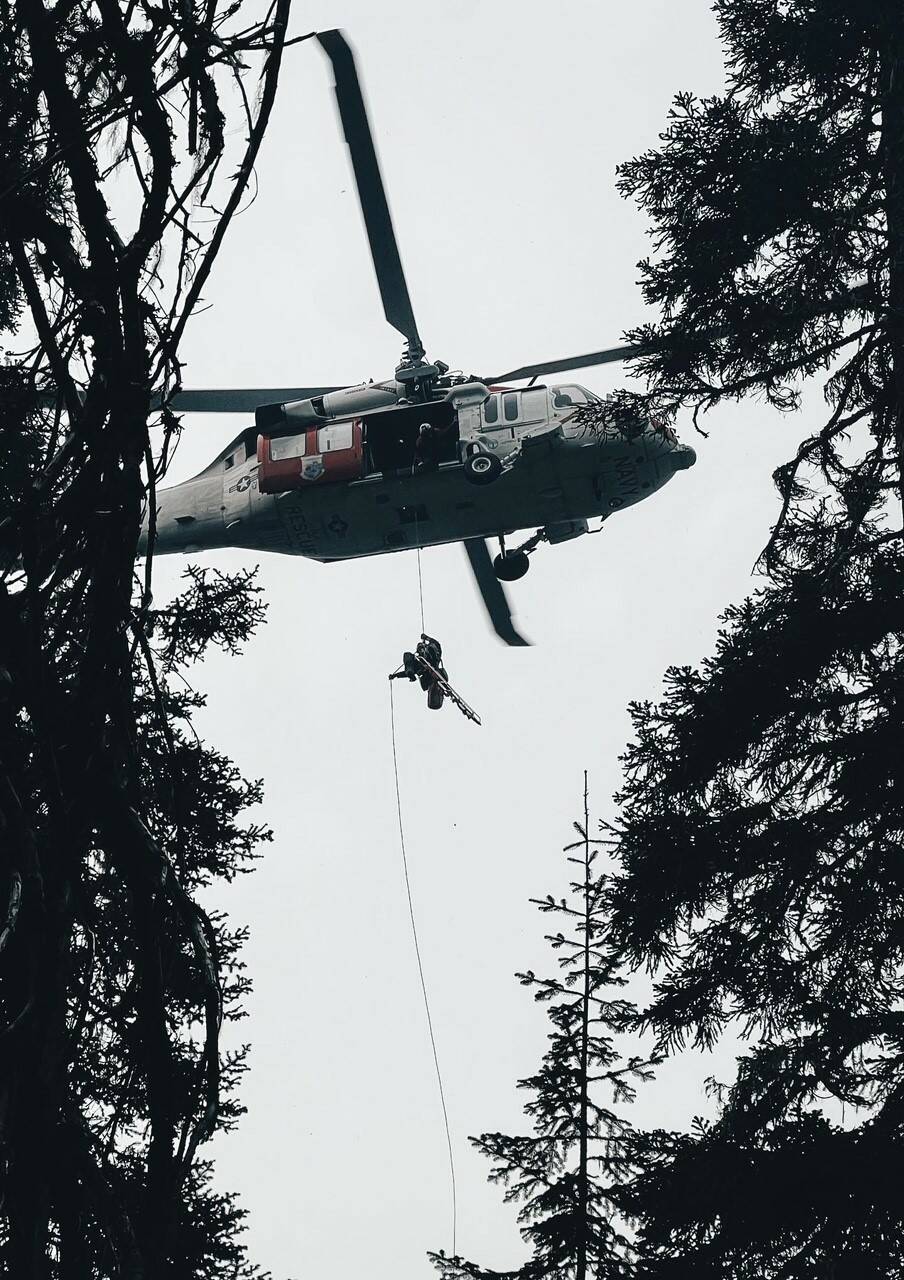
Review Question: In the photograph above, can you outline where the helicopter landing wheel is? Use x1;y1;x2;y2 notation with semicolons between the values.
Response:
464;451;502;485
493;550;530;582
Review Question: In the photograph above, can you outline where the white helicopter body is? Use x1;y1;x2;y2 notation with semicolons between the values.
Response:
146;382;694;564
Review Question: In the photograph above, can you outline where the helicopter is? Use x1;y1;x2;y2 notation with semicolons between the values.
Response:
141;29;697;646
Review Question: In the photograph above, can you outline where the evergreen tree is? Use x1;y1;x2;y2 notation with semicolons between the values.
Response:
0;0;294;1271
431;779;657;1280
1;556;274;1276
609;528;904;1280
584;3;904;1276
610;0;904;536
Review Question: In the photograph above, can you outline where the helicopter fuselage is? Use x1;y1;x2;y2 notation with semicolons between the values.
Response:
142;383;695;563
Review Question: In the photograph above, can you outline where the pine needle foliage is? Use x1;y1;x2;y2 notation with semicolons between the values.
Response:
590;3;904;1277
609;525;904;1279
592;0;904;558
431;778;658;1280
0;0;294;1271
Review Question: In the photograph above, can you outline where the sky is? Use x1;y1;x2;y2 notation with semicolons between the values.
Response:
150;2;804;1276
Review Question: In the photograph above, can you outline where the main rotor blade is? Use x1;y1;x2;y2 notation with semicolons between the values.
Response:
483;344;643;385
317;30;424;360
154;387;344;413
483;284;873;385
463;538;530;647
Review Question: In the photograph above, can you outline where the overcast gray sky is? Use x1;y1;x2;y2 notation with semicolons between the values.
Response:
152;3;801;1276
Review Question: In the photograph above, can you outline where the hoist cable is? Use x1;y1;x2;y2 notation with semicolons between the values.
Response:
416;546;426;634
388;679;458;1256
414;512;426;634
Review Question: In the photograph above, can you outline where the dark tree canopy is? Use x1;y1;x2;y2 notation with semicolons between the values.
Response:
613;0;904;542
0;0;297;1273
598;3;904;1278
610;527;904;1278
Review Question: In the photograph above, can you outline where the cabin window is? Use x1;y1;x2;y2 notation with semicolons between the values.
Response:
224;454;235;470
521;388;548;421
503;392;519;422
484;395;499;425
317;423;354;453
269;432;307;461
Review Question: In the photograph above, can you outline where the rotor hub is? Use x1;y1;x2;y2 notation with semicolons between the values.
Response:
394;351;449;401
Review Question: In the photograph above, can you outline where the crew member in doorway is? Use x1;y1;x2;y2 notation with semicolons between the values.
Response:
413;419;455;473
413;422;440;473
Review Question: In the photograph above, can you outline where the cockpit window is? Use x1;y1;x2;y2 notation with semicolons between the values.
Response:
551;384;599;408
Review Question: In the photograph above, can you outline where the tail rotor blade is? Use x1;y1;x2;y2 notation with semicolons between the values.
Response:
463;538;530;647
317;30;424;359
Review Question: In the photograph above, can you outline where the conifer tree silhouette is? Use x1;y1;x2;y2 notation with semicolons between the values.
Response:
0;0;293;1271
430;777;657;1280
582;3;904;1276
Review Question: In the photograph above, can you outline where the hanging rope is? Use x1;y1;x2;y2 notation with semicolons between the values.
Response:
416;546;426;634
388;679;458;1256
414;510;426;633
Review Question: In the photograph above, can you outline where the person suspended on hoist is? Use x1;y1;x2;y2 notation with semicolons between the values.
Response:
391;633;448;710
390;634;482;724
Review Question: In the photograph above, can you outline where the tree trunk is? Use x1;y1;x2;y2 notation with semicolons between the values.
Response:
5;897;72;1278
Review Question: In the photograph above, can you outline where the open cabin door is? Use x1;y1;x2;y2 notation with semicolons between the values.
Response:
362;400;459;473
